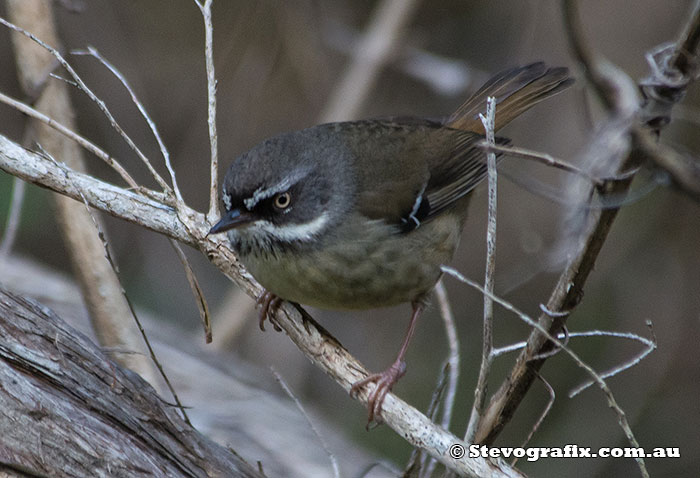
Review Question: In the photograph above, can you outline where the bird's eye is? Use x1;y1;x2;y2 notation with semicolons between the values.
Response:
273;192;292;210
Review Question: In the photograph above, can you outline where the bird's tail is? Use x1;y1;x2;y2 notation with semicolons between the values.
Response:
446;62;573;134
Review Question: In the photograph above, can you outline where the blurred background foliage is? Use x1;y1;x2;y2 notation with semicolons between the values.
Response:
0;1;698;476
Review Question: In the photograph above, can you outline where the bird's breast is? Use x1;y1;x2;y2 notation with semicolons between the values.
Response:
236;212;463;310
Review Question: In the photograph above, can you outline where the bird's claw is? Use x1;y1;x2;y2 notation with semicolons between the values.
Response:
256;290;282;332
350;359;407;427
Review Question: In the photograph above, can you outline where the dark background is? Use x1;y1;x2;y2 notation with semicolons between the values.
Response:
1;1;698;476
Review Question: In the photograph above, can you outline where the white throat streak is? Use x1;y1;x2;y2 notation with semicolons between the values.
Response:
250;211;330;243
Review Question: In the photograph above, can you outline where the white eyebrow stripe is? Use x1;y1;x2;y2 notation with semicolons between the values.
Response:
250;211;330;242
243;168;310;210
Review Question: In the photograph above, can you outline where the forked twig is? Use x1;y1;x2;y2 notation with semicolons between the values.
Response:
0;17;174;195
442;265;647;477
72;46;184;202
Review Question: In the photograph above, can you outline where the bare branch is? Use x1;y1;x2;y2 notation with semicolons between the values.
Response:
478;141;603;185
513;372;555;467
170;239;213;343
434;280;459;431
466;97;498;442
194;0;220;221
568;328;657;398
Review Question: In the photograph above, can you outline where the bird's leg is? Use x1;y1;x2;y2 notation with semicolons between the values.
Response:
256;290;282;332
351;301;424;425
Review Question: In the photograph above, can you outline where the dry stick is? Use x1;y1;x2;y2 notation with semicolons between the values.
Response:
568;327;657;398
319;0;422;122
478;141;603;185
41;147;191;426
0;90;139;189
0;16;173;196
0;136;524;478
419;281;459;478
492;327;657;385
465;97;498;443
169;239;213;343
271;368;341;478
194;0;219;221
73;47;184;203
441;265;644;473
434;280;460;431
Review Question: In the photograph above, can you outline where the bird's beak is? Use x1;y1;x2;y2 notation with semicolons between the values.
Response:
208;208;255;235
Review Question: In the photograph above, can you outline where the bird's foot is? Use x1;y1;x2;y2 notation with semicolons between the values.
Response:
350;359;407;427
256;290;282;332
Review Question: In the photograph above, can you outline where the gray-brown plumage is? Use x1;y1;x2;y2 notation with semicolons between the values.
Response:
210;62;573;423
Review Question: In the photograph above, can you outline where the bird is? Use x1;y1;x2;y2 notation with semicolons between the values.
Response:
209;62;572;424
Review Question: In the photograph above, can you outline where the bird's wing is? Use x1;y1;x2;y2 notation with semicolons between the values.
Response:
345;119;506;232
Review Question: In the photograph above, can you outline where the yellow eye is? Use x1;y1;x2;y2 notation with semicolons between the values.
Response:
273;192;291;210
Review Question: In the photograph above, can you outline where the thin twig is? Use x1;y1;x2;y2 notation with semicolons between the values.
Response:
0;90;139;189
568;328;657;397
271;368;340;478
478;141;603;185
441;265;647;477
434;280;460;431
493;328;654;366
194;0;219;221
416;361;450;478
169;239;212;343
73;47;184;202
0;16;173;194
465;96;497;442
